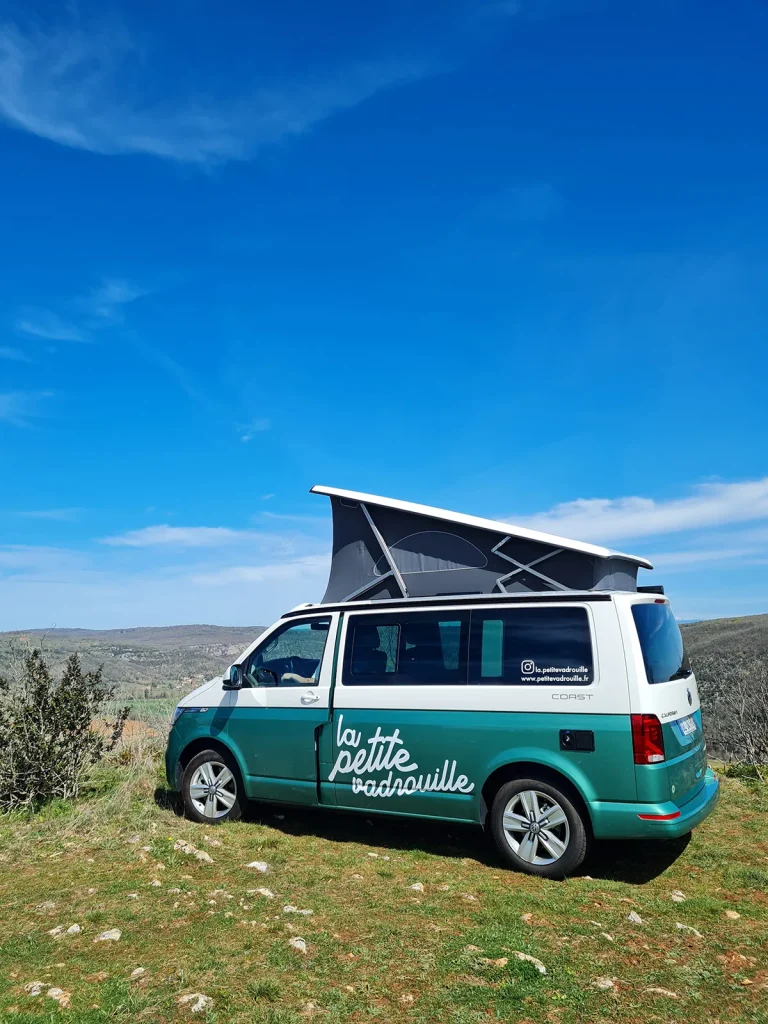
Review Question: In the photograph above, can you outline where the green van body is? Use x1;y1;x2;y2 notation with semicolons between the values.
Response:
165;593;719;844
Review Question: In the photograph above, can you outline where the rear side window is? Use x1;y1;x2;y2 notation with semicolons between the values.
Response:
632;602;691;684
469;607;594;685
343;612;468;686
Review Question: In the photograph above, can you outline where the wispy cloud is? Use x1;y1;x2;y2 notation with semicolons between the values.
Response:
0;345;31;362
100;524;297;552
191;554;330;587
0;544;85;572
15;277;144;345
649;547;763;569
241;418;271;442
77;279;146;325
514;477;768;543
260;512;328;525
0;17;429;166
0;390;51;427
15;310;86;342
17;508;81;522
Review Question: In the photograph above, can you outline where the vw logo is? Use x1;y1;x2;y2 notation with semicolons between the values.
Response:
687;688;693;706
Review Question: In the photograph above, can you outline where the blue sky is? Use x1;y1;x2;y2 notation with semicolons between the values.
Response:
1;0;767;629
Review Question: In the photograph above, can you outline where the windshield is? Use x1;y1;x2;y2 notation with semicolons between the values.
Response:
631;602;691;684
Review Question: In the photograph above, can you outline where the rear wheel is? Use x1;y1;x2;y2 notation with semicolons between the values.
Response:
182;748;243;824
490;777;589;879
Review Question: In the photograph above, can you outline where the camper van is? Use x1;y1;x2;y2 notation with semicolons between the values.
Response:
165;486;719;878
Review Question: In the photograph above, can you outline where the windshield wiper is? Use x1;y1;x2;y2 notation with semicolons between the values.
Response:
668;667;693;681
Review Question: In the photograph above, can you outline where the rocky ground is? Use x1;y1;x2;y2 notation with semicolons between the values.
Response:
0;733;766;1023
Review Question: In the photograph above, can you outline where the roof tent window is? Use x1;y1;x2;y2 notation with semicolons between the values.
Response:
344;612;469;686
469;607;594;686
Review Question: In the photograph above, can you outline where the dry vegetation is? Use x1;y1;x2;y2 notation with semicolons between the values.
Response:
0;711;767;1024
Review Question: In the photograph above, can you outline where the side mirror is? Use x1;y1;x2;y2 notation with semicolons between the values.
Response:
223;664;243;690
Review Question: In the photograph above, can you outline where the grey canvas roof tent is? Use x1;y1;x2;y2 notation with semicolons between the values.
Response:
310;485;653;604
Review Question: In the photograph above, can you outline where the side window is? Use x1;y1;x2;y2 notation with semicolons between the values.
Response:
244;618;331;687
469;607;594;685
343;612;468;686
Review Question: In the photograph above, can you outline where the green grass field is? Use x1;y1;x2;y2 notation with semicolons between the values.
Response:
0;747;766;1024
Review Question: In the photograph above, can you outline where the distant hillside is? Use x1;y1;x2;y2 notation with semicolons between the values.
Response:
681;613;768;662
1;613;765;703
0;624;265;700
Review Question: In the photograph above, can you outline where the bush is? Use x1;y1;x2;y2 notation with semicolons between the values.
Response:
0;650;128;812
696;653;768;770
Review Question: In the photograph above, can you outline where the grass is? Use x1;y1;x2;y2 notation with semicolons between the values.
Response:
0;741;766;1023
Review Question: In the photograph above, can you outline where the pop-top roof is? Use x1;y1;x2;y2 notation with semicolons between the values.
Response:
310;485;652;604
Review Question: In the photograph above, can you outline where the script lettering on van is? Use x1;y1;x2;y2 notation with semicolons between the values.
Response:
521;660;590;684
328;715;475;798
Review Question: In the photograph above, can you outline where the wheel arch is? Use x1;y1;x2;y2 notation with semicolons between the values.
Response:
175;737;245;791
479;758;594;835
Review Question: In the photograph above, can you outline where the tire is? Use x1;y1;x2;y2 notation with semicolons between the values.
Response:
181;748;244;824
489;777;589;879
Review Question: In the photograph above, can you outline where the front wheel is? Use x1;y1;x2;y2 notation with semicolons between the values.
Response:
490;778;589;879
181;749;243;824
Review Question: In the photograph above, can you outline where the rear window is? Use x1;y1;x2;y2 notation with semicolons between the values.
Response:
632;602;691;684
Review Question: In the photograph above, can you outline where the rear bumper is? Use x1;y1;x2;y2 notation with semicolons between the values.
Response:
590;768;720;839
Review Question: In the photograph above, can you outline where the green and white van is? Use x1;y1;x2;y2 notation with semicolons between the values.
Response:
165;487;719;879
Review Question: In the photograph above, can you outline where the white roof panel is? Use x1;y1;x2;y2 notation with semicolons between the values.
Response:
310;485;653;570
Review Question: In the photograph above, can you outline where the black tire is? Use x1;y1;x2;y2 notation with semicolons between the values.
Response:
490;777;589;879
181;748;244;824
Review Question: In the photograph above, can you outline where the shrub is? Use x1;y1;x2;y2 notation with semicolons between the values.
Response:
696;653;768;771
0;650;128;812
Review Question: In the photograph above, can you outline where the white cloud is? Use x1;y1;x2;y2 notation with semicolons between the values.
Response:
648;547;763;569
100;525;282;548
514;477;768;543
17;508;81;521
15;310;86;342
0;544;85;572
0;346;31;362
191;554;330;587
15;278;145;345
78;278;146;324
241;418;271;442
0;18;428;166
0;390;51;427
0;542;329;629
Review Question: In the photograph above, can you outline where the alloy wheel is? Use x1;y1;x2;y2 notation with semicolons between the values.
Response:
502;789;570;865
189;760;237;819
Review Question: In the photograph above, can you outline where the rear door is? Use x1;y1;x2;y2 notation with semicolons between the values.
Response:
626;599;707;805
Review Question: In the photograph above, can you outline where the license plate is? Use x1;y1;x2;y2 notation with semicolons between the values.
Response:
679;715;697;736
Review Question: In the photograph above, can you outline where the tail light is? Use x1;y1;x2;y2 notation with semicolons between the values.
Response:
631;713;665;764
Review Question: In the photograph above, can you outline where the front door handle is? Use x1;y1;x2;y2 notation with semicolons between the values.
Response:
301;691;320;705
